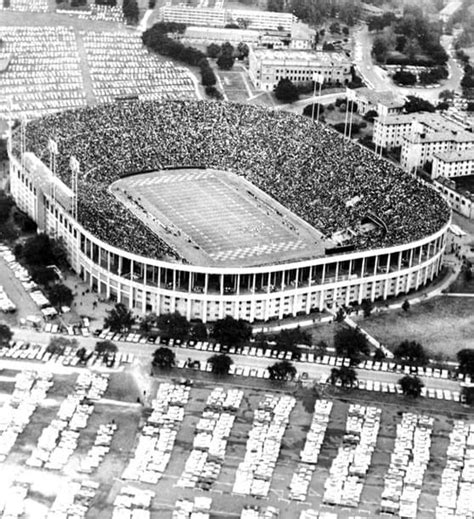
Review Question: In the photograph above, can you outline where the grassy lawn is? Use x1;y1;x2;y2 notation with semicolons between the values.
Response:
359;296;474;359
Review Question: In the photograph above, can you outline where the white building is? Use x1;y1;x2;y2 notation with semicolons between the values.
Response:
432;148;474;179
434;176;474;220
373;111;474;153
159;4;296;31
401;129;474;173
439;0;462;23
248;48;352;91
182;23;314;49
346;87;404;117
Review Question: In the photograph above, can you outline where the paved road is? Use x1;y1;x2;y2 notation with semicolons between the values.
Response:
0;256;41;324
353;25;464;102
9;327;461;392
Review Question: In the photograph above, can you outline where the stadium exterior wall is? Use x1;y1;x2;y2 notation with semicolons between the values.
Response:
10;155;450;323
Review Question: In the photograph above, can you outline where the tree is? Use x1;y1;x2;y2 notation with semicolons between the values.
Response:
208;353;233;375
373;348;386;361
21;233;54;266
393;69;417;86
95;340;117;356
217;42;235;70
0;192;14;224
190;321;208;341
217;53;235;70
334;326;370;365
372;36;389;63
302;103;325;119
47;283;73;308
46;336;77;355
275;327;311;350
274;78;299;103
361;299;373;317
201;65;217;87
207;43;221;58
237;42;249;59
30;265;58;287
404;96;436;113
329;366;357;388
334;308;345;322
268;360;297;381
211;316;252;346
76;346;86;361
140;312;157;333
363;110;378;123
0;324;12;347
438;89;455;102
104;303;135;332
399;375;424;398
122;0;139;24
156;311;190;340
152;347;176;369
394;340;428;365
457;349;474;378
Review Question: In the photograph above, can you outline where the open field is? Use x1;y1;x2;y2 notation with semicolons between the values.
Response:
0;366;472;518
358;296;474;359
112;168;324;267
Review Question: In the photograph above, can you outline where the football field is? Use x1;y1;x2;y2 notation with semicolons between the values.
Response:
111;169;324;267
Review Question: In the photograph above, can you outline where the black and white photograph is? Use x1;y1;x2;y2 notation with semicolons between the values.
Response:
0;0;473;516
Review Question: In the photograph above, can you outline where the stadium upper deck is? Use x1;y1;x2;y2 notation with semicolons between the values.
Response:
9;100;451;320
15;100;450;265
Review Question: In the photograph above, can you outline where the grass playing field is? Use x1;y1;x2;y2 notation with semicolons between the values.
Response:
111;168;325;267
357;295;474;360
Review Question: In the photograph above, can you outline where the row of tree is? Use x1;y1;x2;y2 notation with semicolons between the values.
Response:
152;347;297;380
142;23;219;92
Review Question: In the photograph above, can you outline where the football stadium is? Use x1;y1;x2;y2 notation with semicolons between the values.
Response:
9;100;451;322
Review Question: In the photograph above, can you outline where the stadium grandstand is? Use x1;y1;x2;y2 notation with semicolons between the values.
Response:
8;101;451;322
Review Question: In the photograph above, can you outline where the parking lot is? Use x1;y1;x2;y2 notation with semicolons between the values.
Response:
0;364;472;518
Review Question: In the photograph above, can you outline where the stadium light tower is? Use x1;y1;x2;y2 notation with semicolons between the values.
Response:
70;156;80;220
48;139;59;208
312;72;324;123
4;96;14;156
20;114;28;174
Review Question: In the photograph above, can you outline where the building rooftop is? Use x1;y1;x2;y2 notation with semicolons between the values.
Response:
251;48;351;65
185;26;260;39
375;111;474;133
352;87;405;109
434;148;474;163
407;130;474;144
440;0;462;17
290;22;315;41
360;2;384;15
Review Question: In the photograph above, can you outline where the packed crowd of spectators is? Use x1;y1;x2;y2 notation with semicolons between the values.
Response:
17;100;450;261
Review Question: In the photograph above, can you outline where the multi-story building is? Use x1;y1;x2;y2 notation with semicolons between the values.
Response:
346;87;404;117
159;3;296;31
401;130;474;173
248;48;352;91
434;176;474;219
182;23;314;49
432;148;474;179
373;112;474;167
